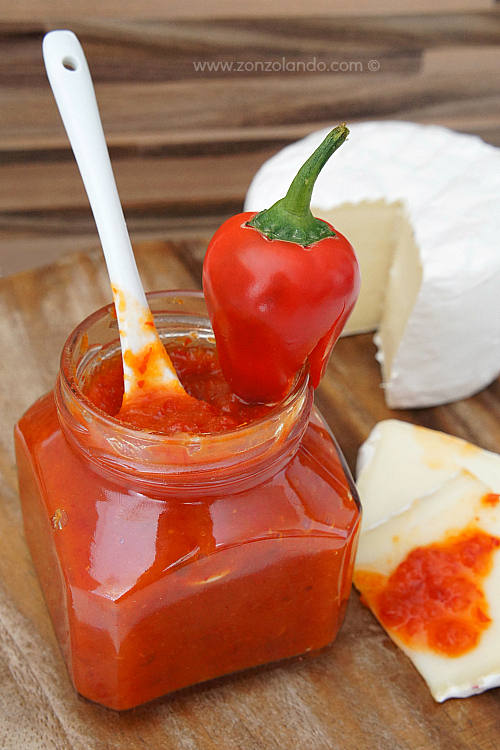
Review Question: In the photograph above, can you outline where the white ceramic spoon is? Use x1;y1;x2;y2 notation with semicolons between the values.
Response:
43;30;188;406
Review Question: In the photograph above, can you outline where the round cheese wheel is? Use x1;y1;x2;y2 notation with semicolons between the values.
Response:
244;121;500;409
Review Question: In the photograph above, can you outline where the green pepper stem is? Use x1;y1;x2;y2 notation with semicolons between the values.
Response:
247;123;349;246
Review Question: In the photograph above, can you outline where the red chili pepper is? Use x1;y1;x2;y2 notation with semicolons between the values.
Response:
203;124;360;404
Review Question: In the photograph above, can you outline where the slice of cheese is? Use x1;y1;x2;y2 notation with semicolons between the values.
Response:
354;470;500;702
244;121;500;408
356;419;500;532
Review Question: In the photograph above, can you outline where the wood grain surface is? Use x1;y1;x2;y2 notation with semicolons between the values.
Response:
1;11;500;274
0;239;499;750
0;0;496;23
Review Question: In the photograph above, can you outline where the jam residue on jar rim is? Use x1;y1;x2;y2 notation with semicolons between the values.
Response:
55;290;314;487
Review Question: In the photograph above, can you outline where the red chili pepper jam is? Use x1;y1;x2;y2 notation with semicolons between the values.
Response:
482;493;500;508
15;314;361;710
356;523;500;658
83;338;273;433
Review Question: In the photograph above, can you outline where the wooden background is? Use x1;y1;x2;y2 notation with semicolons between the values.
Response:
1;5;500;275
1;4;500;749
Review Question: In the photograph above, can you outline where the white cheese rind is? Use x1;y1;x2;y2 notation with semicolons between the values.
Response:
356;419;500;532
355;470;500;702
244;121;500;409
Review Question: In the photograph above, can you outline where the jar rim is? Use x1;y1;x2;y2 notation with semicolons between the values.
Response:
59;289;310;448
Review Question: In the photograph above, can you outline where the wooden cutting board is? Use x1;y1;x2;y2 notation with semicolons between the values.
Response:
0;239;499;750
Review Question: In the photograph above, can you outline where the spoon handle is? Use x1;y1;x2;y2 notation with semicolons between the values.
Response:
43;30;182;395
43;30;146;308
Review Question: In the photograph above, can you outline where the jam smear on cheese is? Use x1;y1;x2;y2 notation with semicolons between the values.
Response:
356;522;500;657
482;493;500;508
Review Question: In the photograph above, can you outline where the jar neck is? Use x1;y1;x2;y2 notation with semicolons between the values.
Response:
55;291;313;496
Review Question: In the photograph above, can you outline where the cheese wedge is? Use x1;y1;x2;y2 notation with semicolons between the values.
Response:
309;199;406;335
356;419;500;532
354;470;500;702
244;121;500;408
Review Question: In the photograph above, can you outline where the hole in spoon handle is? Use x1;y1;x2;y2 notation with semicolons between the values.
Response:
62;56;78;71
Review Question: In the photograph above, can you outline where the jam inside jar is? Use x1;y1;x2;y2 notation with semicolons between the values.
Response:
15;291;361;711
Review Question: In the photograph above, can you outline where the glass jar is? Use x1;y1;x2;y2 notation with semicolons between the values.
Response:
15;291;361;711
